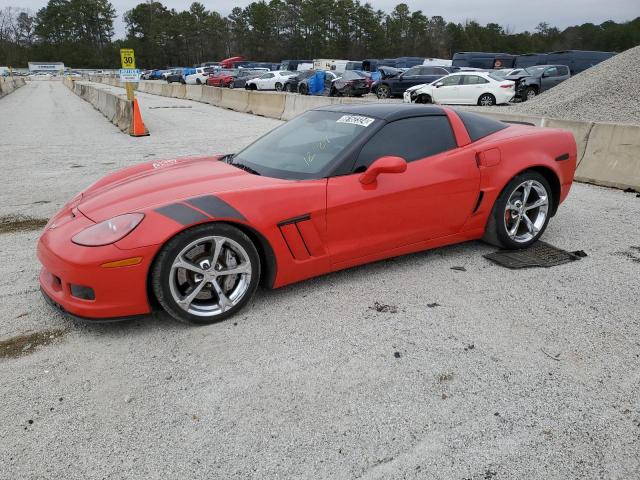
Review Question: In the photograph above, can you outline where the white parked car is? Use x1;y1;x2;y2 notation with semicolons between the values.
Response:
246;71;298;91
185;67;216;85
403;72;515;106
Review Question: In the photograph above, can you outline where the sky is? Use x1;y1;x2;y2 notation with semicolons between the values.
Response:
4;0;639;38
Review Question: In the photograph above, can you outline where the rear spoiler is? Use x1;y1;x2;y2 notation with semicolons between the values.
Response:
502;120;536;127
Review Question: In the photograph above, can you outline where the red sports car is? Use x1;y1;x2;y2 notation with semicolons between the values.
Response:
38;105;576;324
206;69;236;87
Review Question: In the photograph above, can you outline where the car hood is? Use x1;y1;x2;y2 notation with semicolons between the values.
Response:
407;83;429;92
77;156;288;222
505;74;532;81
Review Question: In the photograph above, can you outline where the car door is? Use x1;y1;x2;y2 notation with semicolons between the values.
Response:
326;115;480;266
541;67;560;91
431;75;463;104
258;73;274;90
460;75;490;104
391;66;420;95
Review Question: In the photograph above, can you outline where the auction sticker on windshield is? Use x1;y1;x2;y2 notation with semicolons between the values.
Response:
336;115;375;127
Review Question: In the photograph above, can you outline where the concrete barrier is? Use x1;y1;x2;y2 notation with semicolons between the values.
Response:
185;85;204;102
575;123;640;189
200;86;221;105
160;83;173;97
280;94;336;120
64;78;133;134
218;89;250;112
171;84;186;99
248;91;286;118
543;118;594;165
0;77;26;98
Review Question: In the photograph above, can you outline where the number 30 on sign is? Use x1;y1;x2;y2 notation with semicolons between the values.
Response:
120;49;136;68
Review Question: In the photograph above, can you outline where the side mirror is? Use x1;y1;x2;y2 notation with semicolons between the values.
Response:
435;82;444;88
359;156;407;185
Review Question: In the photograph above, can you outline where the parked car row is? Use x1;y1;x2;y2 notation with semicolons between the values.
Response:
139;61;573;107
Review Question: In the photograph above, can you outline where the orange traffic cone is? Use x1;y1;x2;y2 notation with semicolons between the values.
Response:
130;98;149;137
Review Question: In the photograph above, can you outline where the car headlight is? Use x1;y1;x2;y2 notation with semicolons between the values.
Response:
72;213;144;247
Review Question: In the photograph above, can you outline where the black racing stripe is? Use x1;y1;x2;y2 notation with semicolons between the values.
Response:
186;195;246;221
277;214;311;227
156;203;209;225
555;153;570;162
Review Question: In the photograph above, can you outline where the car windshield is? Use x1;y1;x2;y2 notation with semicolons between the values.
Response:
232;110;379;179
524;66;546;75
340;71;361;80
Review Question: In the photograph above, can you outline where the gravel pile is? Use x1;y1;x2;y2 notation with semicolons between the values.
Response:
513;46;640;125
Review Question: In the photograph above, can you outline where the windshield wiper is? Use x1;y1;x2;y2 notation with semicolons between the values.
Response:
229;158;261;176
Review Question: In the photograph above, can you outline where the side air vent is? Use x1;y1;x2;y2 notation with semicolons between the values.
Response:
277;214;325;260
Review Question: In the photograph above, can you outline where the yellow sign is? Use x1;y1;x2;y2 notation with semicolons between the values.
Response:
120;49;136;69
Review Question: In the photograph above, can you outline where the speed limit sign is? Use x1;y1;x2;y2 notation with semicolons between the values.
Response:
120;49;136;69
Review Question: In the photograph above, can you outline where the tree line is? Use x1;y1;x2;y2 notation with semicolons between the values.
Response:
1;0;639;68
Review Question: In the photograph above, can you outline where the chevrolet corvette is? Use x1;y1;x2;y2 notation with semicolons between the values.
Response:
38;104;577;324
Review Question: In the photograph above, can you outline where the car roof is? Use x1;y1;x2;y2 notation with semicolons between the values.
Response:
315;103;446;121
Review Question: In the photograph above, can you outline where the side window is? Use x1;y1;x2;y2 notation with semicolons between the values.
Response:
420;67;435;75
403;67;420;77
463;75;489;85
440;75;461;86
354;116;457;171
557;66;569;76
544;67;559;77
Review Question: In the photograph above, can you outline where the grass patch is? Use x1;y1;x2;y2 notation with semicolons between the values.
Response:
0;215;49;234
0;328;67;359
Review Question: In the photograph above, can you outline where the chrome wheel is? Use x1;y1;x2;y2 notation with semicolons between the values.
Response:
479;94;495;106
168;236;252;317
377;85;390;99
504;180;549;243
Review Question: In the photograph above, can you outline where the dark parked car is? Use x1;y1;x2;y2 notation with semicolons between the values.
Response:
375;65;455;99
165;69;185;84
329;70;370;97
282;70;315;92
506;65;571;101
166;67;196;84
229;69;267;89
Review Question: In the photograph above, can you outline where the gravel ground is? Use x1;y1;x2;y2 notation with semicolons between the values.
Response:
512;46;640;124
1;80;640;480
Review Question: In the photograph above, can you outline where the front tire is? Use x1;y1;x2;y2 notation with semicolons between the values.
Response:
284;83;292;92
151;223;261;324
483;172;552;249
523;87;537;101
376;84;391;99
196;78;201;85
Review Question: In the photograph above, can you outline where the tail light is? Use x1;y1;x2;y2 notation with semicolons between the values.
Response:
501;83;514;89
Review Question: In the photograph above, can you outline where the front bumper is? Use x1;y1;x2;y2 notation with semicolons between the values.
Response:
403;91;413;103
37;209;157;320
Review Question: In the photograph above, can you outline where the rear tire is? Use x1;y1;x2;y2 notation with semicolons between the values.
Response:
196;79;201;85
285;83;293;92
299;83;308;95
275;82;283;92
483;171;553;249
478;93;496;106
151;223;261;325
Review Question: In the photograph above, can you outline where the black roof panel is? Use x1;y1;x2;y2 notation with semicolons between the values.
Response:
315;103;446;121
